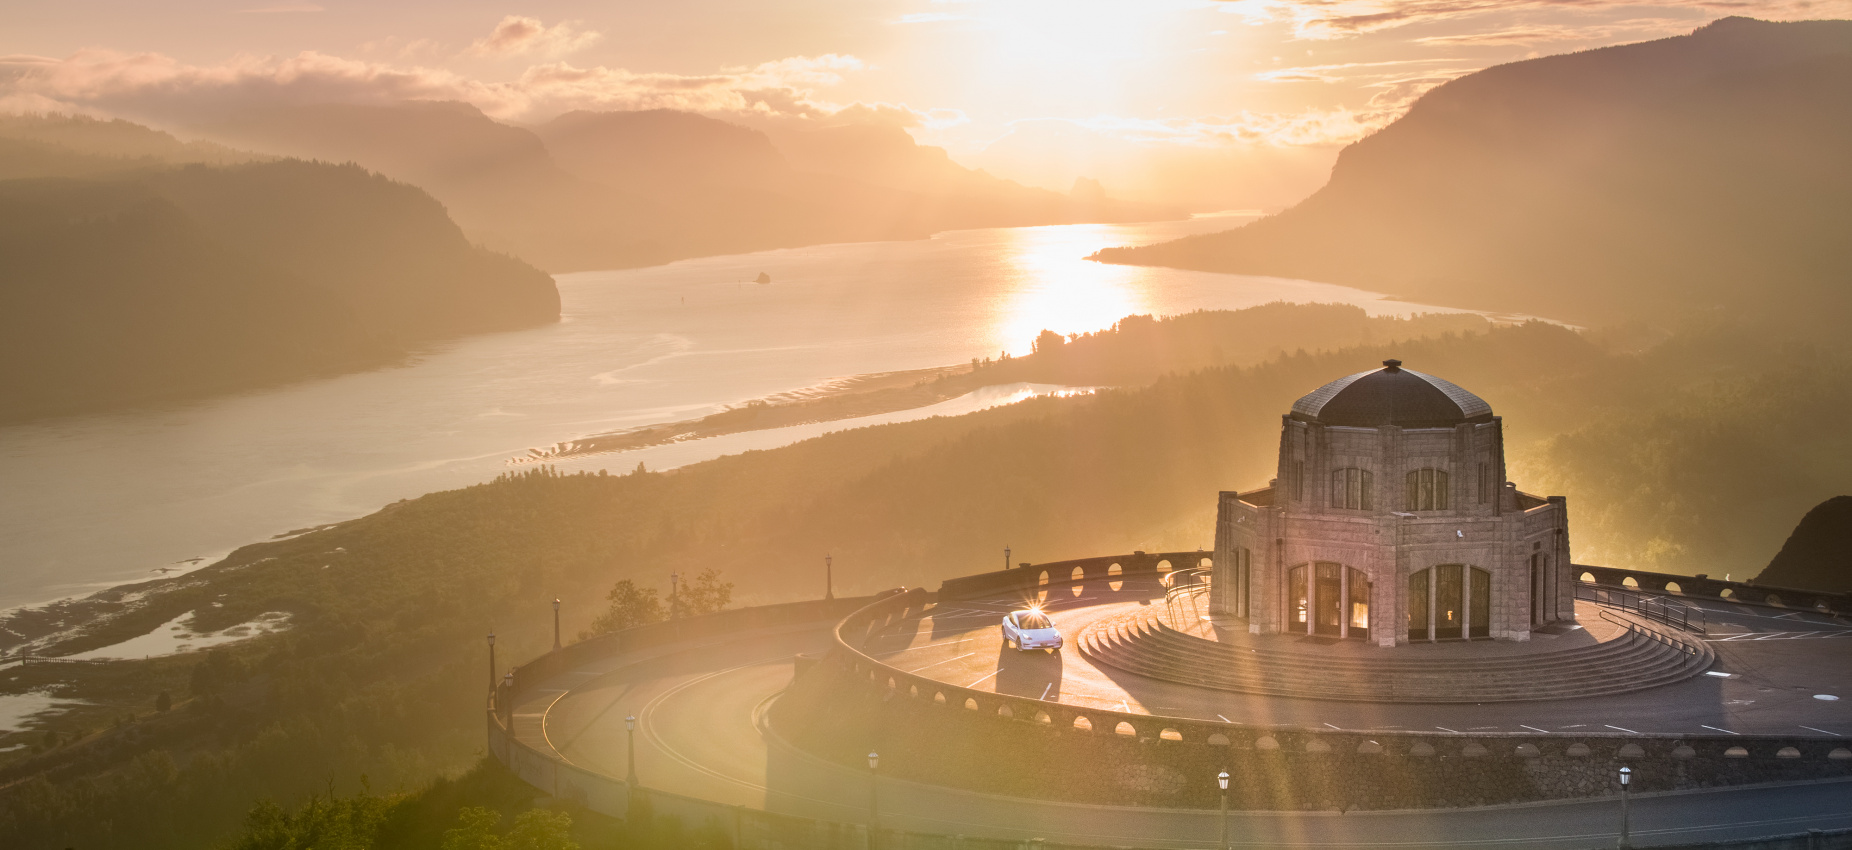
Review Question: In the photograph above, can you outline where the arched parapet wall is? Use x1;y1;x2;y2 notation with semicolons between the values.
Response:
1577;564;1852;615
935;550;1210;601
772;586;1852;811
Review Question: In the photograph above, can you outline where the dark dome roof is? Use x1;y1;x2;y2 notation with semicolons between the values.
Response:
1290;360;1493;428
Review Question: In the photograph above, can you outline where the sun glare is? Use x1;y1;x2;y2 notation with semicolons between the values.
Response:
993;224;1149;354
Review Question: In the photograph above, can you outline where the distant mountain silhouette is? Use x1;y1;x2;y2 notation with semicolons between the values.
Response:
1091;17;1852;325
188;104;1180;272
0;123;557;422
1756;496;1852;592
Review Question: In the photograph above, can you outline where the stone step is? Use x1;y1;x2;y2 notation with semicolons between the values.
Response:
1076;614;1710;704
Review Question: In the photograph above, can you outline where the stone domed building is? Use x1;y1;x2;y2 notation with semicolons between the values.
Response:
1211;359;1572;646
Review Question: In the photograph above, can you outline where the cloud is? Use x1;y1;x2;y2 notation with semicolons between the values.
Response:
1015;110;1390;150
1254;69;1340;82
1412;18;1690;45
1214;0;1852;40
235;3;323;12
896;12;970;23
0;47;878;125
466;16;602;58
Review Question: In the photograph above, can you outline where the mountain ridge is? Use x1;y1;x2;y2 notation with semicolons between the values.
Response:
1090;17;1852;325
0;126;559;422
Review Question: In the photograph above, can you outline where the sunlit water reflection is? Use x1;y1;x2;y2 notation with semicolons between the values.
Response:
0;217;1498;611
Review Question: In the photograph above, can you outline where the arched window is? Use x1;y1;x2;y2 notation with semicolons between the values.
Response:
1406;468;1450;511
1330;468;1374;510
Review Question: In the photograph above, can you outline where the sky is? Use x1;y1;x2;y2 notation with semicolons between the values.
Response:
2;0;1846;208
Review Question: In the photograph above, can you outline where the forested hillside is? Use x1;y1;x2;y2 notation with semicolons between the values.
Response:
5;304;1850;846
0;123;558;422
1092;17;1852;326
192;103;1178;271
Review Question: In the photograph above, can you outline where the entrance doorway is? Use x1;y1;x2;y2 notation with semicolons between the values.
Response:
1289;562;1370;640
1408;565;1491;641
1314;563;1341;636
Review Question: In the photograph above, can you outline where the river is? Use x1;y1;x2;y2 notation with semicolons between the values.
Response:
0;217;1491;612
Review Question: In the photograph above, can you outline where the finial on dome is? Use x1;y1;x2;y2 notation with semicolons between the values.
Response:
1382;359;1403;372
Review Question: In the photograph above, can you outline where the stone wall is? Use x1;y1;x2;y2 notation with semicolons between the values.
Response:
1578;565;1852;616
773;588;1852;811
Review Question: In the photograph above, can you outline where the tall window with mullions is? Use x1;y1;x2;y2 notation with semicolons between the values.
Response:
1329;467;1373;511
1405;468;1450;511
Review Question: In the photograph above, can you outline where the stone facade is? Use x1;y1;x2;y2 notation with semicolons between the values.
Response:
1210;362;1573;646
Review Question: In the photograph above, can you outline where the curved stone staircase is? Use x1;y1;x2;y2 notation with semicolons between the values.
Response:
1078;612;1714;703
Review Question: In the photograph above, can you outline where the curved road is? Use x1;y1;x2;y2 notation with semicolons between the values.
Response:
519;609;1852;849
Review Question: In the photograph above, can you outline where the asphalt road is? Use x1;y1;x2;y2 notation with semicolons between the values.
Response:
524;609;1852;849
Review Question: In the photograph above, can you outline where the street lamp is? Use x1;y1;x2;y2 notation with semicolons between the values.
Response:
486;632;496;692
826;555;834;601
1218;771;1231;850
1004;546;1011;572
626;714;638;785
552;598;562;649
1618;765;1632;849
867;751;880;850
670;572;681;619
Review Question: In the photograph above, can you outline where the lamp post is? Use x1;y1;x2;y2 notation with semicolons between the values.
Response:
552;598;562;650
1218;771;1230;850
486;632;496;692
626;714;638;785
1618;766;1632;849
867;751;881;850
670;572;681;619
1004;546;1011;572
826;555;834;601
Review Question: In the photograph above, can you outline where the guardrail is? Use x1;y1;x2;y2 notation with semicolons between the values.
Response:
1576;564;1852;615
775;576;1852;812
487;598;1138;850
1579;582;1707;634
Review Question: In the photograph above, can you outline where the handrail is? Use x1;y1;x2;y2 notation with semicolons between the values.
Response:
1162;568;1211;626
1597;609;1712;660
1578;581;1705;634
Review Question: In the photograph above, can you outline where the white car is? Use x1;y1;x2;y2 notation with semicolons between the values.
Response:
1001;609;1063;651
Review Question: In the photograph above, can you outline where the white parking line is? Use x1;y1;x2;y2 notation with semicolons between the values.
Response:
1040;683;1053;700
1700;724;1739;735
967;669;1002;687
1520;725;1549;733
905;651;977;673
1801;726;1842;736
1437;726;1461;733
1217;714;1231;723
1605;724;1639;734
874;636;971;654
1324;723;1341;730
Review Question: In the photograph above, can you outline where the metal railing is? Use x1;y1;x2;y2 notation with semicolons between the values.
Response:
1162;567;1211;628
1578;581;1706;634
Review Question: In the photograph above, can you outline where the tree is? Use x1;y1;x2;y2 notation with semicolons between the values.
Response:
504;810;578;850
441;807;578;850
190;648;248;695
582;580;664;638
1032;328;1065;354
442;807;503;850
672;568;733;619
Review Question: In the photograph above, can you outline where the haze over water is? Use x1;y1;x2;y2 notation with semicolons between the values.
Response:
0;217;1487;612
